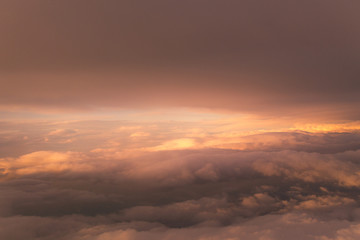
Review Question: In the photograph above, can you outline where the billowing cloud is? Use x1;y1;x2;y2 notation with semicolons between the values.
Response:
1;138;360;239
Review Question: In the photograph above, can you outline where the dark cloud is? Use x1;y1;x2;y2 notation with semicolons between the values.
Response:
0;1;359;116
1;145;360;239
214;131;360;154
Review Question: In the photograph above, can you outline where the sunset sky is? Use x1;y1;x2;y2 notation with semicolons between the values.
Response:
1;1;360;240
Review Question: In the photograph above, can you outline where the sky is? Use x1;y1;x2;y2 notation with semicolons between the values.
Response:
1;1;360;239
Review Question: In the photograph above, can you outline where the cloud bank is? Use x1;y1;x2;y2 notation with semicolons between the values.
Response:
1;123;360;239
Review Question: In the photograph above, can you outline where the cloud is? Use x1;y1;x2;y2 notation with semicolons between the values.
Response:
0;1;359;117
1;1;360;238
2;119;360;160
2;213;359;240
0;151;93;176
2;212;360;240
146;138;196;151
252;150;360;187
42;213;360;240
1;121;360;239
321;224;360;240
1;148;360;211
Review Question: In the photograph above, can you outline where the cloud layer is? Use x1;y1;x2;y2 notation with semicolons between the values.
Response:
1;121;360;239
1;1;360;239
1;0;360;117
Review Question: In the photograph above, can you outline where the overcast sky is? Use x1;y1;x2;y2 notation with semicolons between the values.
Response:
1;0;360;118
